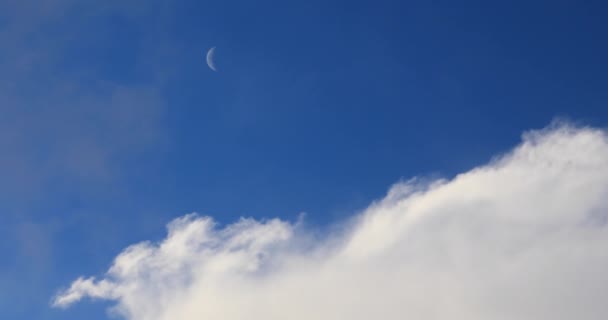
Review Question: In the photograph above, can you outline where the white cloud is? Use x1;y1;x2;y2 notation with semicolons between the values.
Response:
53;124;608;320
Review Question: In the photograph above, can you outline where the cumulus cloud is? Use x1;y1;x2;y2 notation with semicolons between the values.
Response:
53;124;608;320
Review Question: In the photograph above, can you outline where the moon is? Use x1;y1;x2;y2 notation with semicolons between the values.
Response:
206;47;217;72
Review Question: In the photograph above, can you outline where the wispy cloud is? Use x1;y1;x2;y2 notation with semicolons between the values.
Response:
53;124;608;320
0;1;169;197
0;2;170;313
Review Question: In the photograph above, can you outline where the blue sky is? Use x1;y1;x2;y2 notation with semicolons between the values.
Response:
1;1;608;319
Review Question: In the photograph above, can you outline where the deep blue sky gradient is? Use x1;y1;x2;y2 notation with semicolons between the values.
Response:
1;1;608;319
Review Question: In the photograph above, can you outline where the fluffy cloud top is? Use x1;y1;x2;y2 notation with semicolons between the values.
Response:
53;124;608;320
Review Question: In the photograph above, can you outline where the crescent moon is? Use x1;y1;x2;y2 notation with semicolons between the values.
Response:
206;47;217;72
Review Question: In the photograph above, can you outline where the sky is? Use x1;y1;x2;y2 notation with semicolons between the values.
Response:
1;1;608;319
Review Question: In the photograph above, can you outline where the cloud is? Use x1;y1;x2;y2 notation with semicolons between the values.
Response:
0;2;170;313
53;124;608;320
0;1;169;199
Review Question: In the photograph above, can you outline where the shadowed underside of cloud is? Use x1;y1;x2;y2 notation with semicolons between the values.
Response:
53;124;608;320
